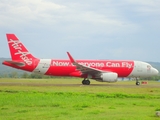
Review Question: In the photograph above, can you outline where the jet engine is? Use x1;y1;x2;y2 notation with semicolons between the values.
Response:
100;72;118;82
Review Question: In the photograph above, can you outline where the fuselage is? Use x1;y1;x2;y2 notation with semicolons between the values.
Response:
3;59;158;79
10;59;157;79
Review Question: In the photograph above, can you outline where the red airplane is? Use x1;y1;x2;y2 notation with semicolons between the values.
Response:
2;34;159;85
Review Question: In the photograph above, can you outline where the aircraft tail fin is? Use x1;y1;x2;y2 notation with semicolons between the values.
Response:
6;34;36;66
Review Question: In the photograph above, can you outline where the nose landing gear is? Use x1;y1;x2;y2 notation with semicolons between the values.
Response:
136;78;140;85
136;81;140;85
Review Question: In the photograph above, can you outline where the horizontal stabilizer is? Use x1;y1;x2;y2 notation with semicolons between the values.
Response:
3;60;25;67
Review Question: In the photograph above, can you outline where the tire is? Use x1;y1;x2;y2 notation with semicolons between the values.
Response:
136;82;140;85
82;80;85;85
86;80;90;85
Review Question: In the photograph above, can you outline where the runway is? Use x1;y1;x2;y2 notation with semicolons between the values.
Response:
0;82;159;88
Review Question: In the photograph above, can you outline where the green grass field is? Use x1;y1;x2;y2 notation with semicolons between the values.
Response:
0;78;160;120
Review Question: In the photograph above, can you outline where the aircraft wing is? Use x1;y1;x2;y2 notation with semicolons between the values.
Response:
67;52;104;76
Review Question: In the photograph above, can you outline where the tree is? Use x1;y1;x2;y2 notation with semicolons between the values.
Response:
2;73;8;78
21;72;29;78
10;71;18;78
29;73;43;79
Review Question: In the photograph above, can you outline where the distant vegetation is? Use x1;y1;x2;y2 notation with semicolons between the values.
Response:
0;71;160;81
0;71;55;79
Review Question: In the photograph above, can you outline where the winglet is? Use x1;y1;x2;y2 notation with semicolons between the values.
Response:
67;52;76;63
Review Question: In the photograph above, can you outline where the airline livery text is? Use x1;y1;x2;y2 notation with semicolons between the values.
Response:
52;61;133;68
8;39;32;65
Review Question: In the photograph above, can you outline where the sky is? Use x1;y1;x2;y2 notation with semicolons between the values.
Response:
0;0;160;62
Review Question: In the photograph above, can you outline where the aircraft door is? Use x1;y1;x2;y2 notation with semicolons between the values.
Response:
33;60;51;74
137;62;143;73
38;63;50;74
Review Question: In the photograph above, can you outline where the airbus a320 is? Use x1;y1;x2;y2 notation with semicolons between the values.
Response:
2;34;159;85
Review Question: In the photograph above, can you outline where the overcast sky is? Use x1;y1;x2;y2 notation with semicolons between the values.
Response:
0;0;160;62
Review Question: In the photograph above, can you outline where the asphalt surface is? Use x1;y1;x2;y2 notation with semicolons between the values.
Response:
0;82;160;88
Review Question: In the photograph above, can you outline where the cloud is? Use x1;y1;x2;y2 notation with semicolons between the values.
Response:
0;0;160;61
0;0;139;35
0;0;66;27
125;0;160;15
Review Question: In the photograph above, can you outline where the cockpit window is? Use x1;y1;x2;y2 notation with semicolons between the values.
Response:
147;65;151;70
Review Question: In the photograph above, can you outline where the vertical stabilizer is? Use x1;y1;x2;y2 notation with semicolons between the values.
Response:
6;34;36;66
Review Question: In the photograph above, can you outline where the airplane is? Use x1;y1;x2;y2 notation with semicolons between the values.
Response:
2;34;159;85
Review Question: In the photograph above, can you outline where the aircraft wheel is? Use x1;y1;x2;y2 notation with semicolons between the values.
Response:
82;79;90;85
136;82;140;85
82;80;86;85
86;80;90;85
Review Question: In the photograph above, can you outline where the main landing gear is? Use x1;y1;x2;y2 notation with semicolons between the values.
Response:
136;78;140;85
82;79;90;85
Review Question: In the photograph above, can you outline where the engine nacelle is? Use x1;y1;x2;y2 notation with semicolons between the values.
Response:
100;72;118;82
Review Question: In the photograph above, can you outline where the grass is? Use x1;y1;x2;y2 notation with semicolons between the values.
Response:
0;78;160;120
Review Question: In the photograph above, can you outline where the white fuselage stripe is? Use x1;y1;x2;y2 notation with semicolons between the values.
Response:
33;59;51;74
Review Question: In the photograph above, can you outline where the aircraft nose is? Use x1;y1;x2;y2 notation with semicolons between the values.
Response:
153;68;159;75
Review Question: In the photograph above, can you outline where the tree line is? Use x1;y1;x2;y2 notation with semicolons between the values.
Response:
0;71;160;80
0;72;55;79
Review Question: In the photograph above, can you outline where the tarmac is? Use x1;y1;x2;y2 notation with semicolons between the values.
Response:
0;82;160;88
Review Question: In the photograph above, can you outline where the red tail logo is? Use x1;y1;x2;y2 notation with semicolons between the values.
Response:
6;34;36;66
